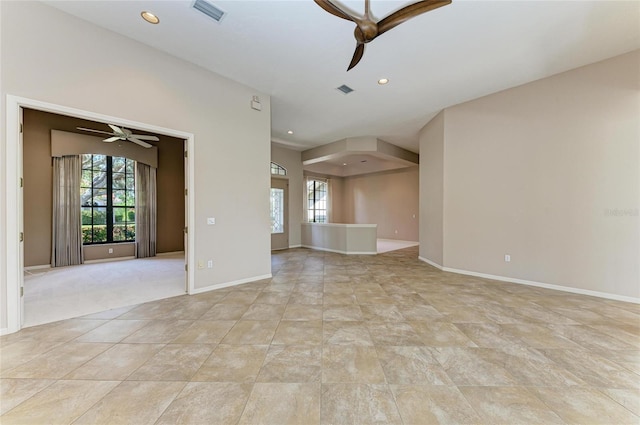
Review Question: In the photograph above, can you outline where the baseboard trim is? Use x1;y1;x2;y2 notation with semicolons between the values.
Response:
24;264;52;271
417;258;639;303
190;273;273;295
156;251;185;256
301;245;376;255
0;327;11;336
84;256;136;264
288;244;302;249
418;256;444;270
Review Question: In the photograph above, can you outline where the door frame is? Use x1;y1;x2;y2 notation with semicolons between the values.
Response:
270;176;289;251
3;95;196;334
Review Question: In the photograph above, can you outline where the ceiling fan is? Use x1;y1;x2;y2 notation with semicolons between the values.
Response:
314;0;451;70
76;124;159;148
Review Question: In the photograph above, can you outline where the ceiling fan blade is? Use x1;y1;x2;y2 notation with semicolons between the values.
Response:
347;43;365;71
130;134;159;141
128;137;152;148
76;127;115;136
313;0;357;22
378;0;451;35
103;136;121;143
107;124;125;136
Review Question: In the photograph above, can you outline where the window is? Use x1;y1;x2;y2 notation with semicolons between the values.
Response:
307;178;328;223
270;162;287;176
81;154;135;244
270;188;284;233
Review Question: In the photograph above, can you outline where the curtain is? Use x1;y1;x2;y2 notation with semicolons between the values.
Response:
52;155;83;267
136;162;157;258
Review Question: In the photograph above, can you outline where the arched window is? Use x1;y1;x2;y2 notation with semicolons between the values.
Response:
270;162;287;176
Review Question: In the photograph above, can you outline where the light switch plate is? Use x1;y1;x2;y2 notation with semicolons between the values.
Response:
207;217;215;225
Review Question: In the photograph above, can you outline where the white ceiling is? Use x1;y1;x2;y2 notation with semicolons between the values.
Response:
46;0;640;153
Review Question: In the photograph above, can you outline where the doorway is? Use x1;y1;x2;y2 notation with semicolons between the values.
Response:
270;178;289;250
4;95;196;334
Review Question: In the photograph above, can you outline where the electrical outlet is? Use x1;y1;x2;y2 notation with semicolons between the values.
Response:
207;217;215;225
108;248;113;254
207;260;213;268
504;254;511;262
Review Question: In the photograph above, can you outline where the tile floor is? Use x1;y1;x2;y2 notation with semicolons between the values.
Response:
1;247;639;424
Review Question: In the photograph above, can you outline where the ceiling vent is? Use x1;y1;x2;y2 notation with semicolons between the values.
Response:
192;0;226;22
336;84;354;95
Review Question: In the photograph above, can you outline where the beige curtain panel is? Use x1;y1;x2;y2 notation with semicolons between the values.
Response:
136;162;157;258
52;155;84;267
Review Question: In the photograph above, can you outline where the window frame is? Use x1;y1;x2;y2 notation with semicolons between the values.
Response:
81;154;136;245
306;177;328;223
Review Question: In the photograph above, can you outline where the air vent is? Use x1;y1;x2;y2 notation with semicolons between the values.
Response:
336;84;354;95
193;0;226;22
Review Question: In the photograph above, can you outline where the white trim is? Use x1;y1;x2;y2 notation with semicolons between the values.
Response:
301;245;376;255
288;244;302;249
4;95;196;334
190;274;273;295
24;264;52;271
417;255;639;304
0;327;11;336
418;256;444;270
301;222;377;228
156;251;185;257
84;256;136;264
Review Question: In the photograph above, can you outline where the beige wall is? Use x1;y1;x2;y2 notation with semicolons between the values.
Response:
341;167;419;241
1;1;271;330
420;50;639;299
271;144;303;247
22;109;185;267
419;111;445;265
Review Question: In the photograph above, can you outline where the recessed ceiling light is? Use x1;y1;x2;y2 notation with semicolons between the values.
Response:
378;78;389;85
141;11;160;24
343;163;347;166
287;130;293;135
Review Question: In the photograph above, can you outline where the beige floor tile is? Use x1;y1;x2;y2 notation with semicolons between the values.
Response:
254;291;291;304
322;346;385;384
74;381;185;425
289;292;324;305
542;348;640;389
323;321;374;346
74;319;150;343
0;379;55;415
431;347;518;386
200;303;250;320
239;383;320;424
500;323;585;349
171;320;236;343
127;344;215;381
192;344;268;382
221;320;279;345
323;304;364;321
257;345;322;383
367;322;424;346
0;380;119;424
360;304;405;321
459;386;565;424
156;382;252;424
272;320;323;345
455;322;526;348
79;304;137;319
65;343;164;380
18;319;109;342
391;385;481;425
321;383;402;425
530;386;640;424
0;340;65;372
121;320;194;343
222;291;261;304
282;303;323;320
376;346;453;385
601;388;640;416
323;293;357;305
396;304;444;320
241;303;286;320
2;342;113;379
410;321;478;347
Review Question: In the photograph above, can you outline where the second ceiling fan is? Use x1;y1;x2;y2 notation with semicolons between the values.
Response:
76;124;159;148
314;0;451;70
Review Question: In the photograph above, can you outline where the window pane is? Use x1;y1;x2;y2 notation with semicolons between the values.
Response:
82;226;92;243
81;207;93;225
126;176;135;191
113;207;126;224
93;155;107;171
93;190;107;206
93;207;107;225
93;171;107;189
112;157;126;171
126;159;135;174
112;190;126;206
81;170;93;188
126;207;135;223
126;225;135;240
112;172;125;189
270;188;284;234
93;226;107;243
